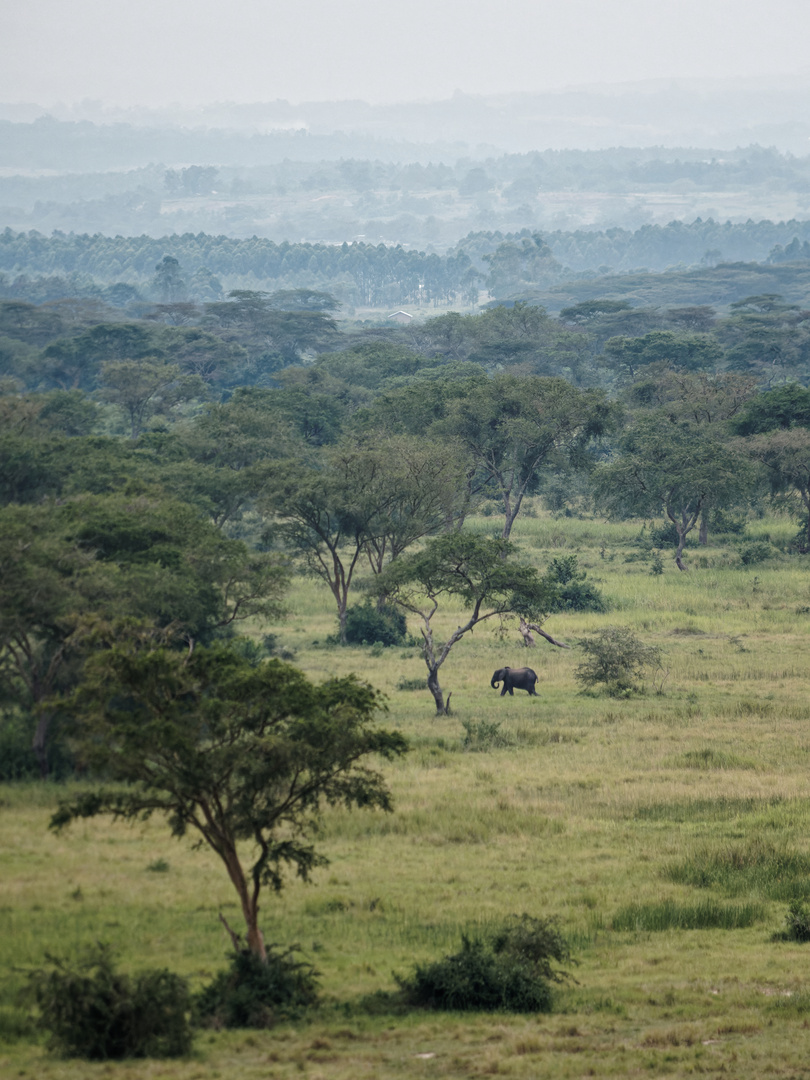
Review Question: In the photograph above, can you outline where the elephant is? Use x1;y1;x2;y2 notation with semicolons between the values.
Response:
490;666;539;696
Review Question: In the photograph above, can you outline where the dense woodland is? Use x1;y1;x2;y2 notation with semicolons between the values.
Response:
4;255;810;777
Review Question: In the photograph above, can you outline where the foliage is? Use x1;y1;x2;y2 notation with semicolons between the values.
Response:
784;900;810;943
195;946;319;1028
51;638;408;957
595;409;757;566
738;540;778;565
542;554;606;612
575;625;662;696
0;709;73;781
712;508;748;535
732;383;810;435
29;945;192;1059
746;428;810;549
395;915;571;1013
344;601;407;647
438;372;614;538
267;437;462;643
647;520;680;547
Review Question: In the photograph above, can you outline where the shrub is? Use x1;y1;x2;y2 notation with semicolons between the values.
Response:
785;899;810;942
344;601;407;647
649;520;680;547
739;540;777;565
0;709;75;781
30;945;192;1060
395;915;571;1013
575;625;662;696
195;946;319;1029
712;509;748;536
542;555;606;613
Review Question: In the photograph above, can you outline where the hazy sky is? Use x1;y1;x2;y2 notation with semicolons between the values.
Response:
3;0;810;107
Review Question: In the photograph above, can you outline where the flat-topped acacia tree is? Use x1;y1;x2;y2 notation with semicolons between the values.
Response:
51;635;408;961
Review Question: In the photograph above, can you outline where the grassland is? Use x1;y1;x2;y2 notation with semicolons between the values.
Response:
4;507;810;1078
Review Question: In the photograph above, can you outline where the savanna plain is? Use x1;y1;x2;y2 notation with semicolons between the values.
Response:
4;509;810;1079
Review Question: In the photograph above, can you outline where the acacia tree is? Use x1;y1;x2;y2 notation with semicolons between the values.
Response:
376;532;562;714
440;374;613;539
623;366;757;543
51;638;407;961
594;410;756;570
97;359;206;439
355;434;468;581
267;451;387;644
0;493;288;776
746;428;810;548
268;438;465;641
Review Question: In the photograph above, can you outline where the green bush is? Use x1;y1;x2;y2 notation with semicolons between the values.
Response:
739;540;778;565
712;509;748;536
395;915;571;1013
542;555;606;613
0;709;75;781
785;899;810;942
30;945;192;1060
575;625;662;696
343;601;407;647
649;520;680;547
195;946;319;1029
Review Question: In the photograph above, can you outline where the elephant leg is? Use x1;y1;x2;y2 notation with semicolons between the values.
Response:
500;685;508;696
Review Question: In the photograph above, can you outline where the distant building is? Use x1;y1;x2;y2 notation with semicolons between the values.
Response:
387;310;413;324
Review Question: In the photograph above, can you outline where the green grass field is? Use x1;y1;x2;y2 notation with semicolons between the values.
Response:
4;506;810;1078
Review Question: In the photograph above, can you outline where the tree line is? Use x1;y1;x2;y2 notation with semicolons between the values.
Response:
4;280;810;771
5;221;810;309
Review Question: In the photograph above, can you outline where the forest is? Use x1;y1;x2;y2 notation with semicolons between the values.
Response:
5;186;810;1073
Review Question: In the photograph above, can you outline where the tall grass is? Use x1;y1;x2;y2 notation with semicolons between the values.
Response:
5;508;810;1077
611;899;766;932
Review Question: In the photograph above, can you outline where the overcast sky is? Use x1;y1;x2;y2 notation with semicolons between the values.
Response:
3;0;810;107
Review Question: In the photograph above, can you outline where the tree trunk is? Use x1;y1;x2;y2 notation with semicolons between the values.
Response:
501;490;523;541
245;919;267;962
502;506;518;541
32;712;52;780
675;529;688;571
427;668;447;715
220;842;268;961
